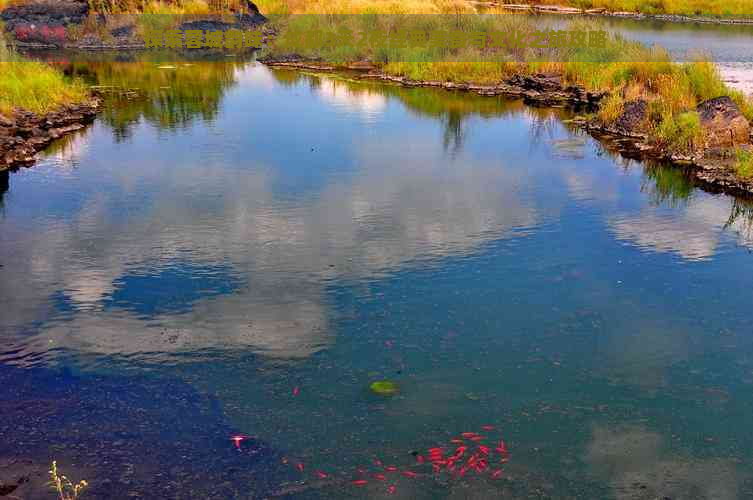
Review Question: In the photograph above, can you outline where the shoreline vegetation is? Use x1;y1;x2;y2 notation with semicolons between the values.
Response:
2;0;753;194
0;40;100;169
492;1;753;22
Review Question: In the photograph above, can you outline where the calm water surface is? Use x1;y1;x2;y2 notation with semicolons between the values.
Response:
2;61;753;498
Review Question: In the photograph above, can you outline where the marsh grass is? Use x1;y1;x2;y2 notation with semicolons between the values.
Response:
0;41;88;115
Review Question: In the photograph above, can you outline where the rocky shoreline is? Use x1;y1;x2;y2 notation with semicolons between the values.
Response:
262;58;753;196
486;3;753;26
0;99;101;171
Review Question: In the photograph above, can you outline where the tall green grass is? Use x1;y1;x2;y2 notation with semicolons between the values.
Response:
0;41;88;115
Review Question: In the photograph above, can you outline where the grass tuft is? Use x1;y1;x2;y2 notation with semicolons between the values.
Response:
0;40;88;116
736;148;753;178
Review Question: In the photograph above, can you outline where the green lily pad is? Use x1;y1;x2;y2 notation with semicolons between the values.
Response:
370;380;399;396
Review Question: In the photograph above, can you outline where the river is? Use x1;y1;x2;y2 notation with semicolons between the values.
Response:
2;21;753;500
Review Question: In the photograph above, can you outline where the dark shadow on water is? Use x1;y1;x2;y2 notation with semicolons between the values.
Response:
0;170;8;207
0;362;294;499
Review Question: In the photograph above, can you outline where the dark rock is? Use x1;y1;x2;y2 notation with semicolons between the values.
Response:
507;73;563;93
614;99;648;135
697;96;751;148
110;24;134;38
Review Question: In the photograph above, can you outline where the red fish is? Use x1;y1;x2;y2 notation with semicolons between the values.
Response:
385;465;398;472
292;387;300;396
352;480;368;486
231;436;244;450
461;432;477;438
469;435;484;442
402;471;417;478
374;459;383;467
428;447;443;454
481;425;495;431
478;445;490;455
496;440;508;454
416;455;425;464
374;473;386;481
490;469;503;479
451;439;464;444
316;471;328;479
296;463;304;472
387;485;396;494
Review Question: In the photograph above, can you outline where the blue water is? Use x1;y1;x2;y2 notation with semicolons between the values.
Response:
2;62;753;498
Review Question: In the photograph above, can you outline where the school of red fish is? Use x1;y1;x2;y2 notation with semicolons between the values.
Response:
232;425;510;495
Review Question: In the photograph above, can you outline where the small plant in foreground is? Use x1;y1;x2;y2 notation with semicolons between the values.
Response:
49;461;88;500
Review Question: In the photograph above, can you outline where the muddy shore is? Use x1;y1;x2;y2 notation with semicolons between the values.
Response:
261;58;753;197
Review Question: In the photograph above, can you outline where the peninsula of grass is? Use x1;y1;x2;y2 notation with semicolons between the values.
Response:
259;1;753;160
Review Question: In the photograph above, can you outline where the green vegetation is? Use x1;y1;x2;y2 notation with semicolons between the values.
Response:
0;42;88;115
736;148;753;178
509;0;753;19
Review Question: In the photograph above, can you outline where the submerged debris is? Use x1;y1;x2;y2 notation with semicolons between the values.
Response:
369;380;399;396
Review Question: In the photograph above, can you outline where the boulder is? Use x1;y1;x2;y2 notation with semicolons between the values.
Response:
614;99;648;135
697;96;750;148
507;73;563;93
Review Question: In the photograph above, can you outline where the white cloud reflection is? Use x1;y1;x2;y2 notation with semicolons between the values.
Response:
0;126;536;364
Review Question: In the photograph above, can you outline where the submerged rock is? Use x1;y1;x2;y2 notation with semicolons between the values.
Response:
697;96;751;148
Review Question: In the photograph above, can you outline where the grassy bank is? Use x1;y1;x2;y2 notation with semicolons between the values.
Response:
500;0;753;19
0;42;88;116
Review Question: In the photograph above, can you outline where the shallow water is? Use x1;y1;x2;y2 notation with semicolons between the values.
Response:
2;61;753;498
